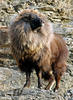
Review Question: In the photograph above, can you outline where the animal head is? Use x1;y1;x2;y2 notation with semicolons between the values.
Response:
10;9;53;37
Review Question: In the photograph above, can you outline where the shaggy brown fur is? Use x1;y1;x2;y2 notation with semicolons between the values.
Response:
0;26;9;46
9;9;68;91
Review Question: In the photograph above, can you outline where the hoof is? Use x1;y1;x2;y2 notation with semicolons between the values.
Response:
38;85;42;89
53;87;59;92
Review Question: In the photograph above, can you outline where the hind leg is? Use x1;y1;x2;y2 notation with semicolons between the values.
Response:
53;62;66;92
45;71;55;90
54;73;61;92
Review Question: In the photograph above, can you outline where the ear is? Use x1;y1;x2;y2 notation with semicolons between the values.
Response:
47;22;53;34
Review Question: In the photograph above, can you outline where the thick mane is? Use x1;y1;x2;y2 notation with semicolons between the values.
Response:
9;9;54;61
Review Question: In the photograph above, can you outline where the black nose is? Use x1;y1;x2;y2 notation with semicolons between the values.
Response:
30;14;42;30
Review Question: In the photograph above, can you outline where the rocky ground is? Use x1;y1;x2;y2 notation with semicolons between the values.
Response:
0;0;73;100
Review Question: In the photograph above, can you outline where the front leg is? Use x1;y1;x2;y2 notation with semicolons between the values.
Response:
37;70;42;89
20;72;31;95
24;72;31;88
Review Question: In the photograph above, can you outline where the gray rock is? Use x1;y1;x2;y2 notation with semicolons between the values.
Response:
0;67;24;91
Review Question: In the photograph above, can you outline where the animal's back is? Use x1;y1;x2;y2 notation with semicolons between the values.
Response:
50;33;68;63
